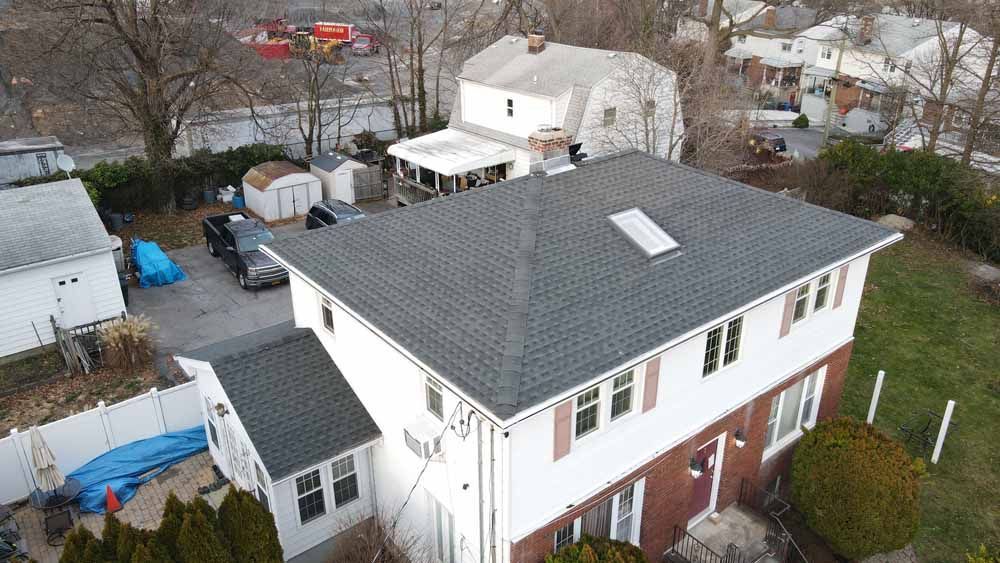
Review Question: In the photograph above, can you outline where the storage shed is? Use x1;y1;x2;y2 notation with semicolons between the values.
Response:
0;136;65;186
176;322;381;561
309;153;369;204
0;179;126;358
242;161;322;222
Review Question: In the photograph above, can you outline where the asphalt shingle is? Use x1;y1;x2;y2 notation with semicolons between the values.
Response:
186;322;380;481
266;151;898;420
0;179;110;272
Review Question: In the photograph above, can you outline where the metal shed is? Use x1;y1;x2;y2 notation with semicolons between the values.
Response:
242;161;322;222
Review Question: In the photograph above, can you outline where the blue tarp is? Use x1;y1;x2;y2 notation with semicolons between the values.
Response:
67;426;208;514
131;238;187;288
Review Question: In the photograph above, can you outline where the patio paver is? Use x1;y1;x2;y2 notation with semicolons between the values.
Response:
11;451;215;563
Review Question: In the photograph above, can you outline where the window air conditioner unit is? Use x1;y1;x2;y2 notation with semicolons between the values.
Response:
403;417;443;459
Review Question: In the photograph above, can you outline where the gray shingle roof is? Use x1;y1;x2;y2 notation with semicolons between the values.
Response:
311;153;364;172
804;14;957;57
185;322;380;481
266;152;898;420
0;179;110;273
459;36;622;97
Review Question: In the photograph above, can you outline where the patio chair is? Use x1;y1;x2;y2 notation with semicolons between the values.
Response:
43;509;73;546
0;537;27;562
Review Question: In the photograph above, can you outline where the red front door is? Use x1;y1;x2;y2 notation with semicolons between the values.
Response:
688;439;718;520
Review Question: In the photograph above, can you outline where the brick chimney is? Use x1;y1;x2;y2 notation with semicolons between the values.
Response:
763;6;777;29
858;15;876;45
527;32;545;55
698;0;709;18
528;126;572;154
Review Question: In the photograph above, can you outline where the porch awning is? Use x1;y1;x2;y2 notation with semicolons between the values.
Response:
387;128;516;176
858;80;889;95
760;57;803;69
724;47;752;59
803;65;837;78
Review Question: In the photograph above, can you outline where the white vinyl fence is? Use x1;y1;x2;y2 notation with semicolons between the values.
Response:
0;382;201;505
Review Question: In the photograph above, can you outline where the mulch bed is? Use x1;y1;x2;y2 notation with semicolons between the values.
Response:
0;365;167;435
0;349;66;396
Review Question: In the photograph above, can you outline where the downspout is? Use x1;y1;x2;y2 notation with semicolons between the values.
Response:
490;426;497;563
477;415;485;563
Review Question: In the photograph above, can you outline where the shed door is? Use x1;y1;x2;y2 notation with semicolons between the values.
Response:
278;187;295;219
293;184;310;215
52;273;96;328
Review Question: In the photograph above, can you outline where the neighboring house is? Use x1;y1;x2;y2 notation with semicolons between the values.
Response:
723;6;818;106
0;179;126;358
0;136;64;186
677;0;767;42
387;33;682;205
183;150;902;562
177;322;381;560
242;161;323;221
309;152;369;204
797;14;985;134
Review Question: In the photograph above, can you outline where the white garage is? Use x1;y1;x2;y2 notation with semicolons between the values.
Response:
0;179;126;358
242;161;322;222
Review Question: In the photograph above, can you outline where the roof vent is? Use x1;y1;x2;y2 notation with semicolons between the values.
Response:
608;208;679;259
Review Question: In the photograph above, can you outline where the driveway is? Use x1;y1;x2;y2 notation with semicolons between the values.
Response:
129;222;305;356
772;127;824;160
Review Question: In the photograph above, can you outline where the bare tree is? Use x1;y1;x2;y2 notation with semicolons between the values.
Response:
328;506;430;563
5;0;275;166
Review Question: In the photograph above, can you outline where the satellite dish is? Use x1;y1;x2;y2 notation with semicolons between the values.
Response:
56;154;76;179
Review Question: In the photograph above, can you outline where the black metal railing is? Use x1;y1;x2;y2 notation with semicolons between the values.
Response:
667;526;750;563
738;479;808;563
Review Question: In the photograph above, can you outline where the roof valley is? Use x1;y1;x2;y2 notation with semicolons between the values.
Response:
493;177;543;416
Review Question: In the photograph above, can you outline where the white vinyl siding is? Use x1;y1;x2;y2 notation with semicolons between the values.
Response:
0;251;125;358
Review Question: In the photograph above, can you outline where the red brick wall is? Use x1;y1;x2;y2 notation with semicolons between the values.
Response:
509;341;854;563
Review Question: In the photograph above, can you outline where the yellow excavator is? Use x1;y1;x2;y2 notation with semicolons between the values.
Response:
290;32;345;64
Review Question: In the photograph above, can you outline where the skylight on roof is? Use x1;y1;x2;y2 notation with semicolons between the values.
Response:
608;208;679;259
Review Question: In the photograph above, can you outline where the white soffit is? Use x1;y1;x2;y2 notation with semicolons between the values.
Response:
608;208;680;259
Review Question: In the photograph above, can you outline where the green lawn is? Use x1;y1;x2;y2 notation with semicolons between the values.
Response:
841;233;1000;561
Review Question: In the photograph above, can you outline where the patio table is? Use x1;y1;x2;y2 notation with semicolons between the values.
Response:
28;478;82;513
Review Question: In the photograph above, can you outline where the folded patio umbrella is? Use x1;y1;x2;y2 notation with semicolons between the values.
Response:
30;426;65;492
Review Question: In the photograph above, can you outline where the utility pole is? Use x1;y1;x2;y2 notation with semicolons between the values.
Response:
821;37;846;147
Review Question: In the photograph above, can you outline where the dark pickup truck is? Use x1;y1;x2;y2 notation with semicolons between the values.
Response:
203;212;288;290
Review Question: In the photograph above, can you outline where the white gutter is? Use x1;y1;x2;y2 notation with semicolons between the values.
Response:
0;246;110;278
260;246;507;429
270;436;384;486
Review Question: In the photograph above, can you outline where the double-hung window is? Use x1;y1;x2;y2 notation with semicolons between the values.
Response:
703;316;744;376
204;397;219;448
792;284;811;323
554;522;575;551
615;483;635;542
321;297;335;333
781;43;792;52
763;371;822;454
610;371;634;420
506;98;514;118
254;461;270;513
425;375;444;420
821;46;833;60
574;387;600;438
603;107;617;127
295;469;326;524
331;455;359;507
813;273;832;311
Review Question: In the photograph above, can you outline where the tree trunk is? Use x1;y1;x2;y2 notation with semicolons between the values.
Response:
701;0;724;75
927;23;967;153
961;38;999;165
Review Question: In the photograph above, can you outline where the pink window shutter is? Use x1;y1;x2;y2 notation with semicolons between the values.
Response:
779;290;796;338
553;400;573;461
833;264;851;308
642;356;661;412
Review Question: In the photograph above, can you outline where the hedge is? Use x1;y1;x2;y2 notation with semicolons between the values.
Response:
545;534;648;563
791;417;923;560
14;144;289;211
817;140;1000;261
59;486;282;563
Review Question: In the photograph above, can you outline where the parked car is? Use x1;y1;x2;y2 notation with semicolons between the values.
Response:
305;200;366;230
203;212;288;290
749;131;787;154
351;34;380;55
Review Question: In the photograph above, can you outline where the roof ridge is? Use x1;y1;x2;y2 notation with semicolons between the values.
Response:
493;177;544;416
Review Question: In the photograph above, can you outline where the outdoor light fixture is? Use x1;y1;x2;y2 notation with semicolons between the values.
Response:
734;429;747;449
689;458;704;479
214;403;229;418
